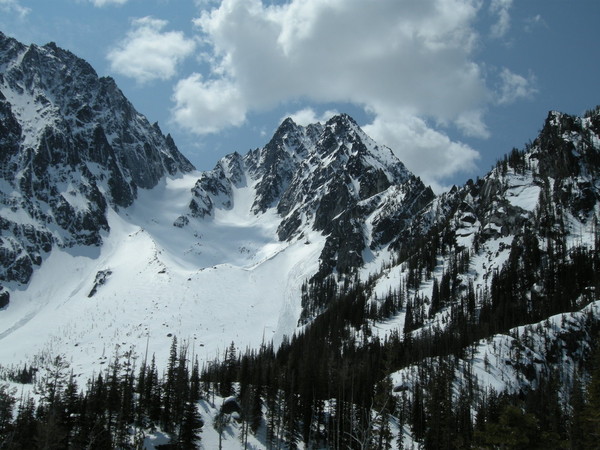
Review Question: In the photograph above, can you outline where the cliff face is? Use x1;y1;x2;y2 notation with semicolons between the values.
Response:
0;32;193;292
183;114;433;280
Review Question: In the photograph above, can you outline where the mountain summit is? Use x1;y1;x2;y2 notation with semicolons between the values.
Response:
184;113;434;280
0;32;193;289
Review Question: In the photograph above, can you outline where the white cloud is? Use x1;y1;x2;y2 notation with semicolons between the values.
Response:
284;108;338;127
0;0;30;17
90;0;129;6
524;14;546;33
455;109;489;139
171;74;246;134
183;0;486;127
107;17;196;84
363;112;479;192
489;0;513;38
496;68;537;105
167;0;535;184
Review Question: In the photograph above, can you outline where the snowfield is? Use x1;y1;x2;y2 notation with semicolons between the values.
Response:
0;173;326;381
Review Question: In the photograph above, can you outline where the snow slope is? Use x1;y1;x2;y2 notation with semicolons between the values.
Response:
0;173;326;380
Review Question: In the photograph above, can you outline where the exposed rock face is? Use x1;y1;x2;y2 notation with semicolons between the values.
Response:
0;31;436;300
0;286;8;309
0;32;194;292
88;269;112;298
398;108;600;261
183;113;434;279
188;152;245;219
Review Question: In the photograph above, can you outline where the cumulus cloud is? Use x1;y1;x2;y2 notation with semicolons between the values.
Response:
0;0;30;17
489;0;513;38
363;112;479;192
171;74;246;134
180;0;486;126
107;17;196;84
496;68;537;105
284;108;339;127
167;0;534;185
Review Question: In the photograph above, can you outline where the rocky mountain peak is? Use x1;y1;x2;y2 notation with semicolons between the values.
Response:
0;34;194;298
529;109;599;176
180;111;434;280
324;112;359;130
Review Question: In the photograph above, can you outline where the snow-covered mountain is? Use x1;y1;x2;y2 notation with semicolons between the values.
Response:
182;113;433;281
362;107;600;346
0;31;193;294
0;33;433;379
359;106;600;435
1;33;600;449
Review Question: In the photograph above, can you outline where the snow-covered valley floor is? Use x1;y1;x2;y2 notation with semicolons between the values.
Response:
0;173;325;382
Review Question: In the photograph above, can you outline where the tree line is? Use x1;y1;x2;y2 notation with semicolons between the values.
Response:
0;337;203;449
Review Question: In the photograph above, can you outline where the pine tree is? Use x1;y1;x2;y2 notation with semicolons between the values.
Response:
424;359;454;450
38;354;70;407
178;397;203;449
146;355;162;424
34;406;67;450
410;381;426;442
12;396;37;449
214;408;229;450
430;277;440;317
373;374;395;450
569;373;586;449
220;341;238;398
403;300;414;335
474;404;540;449
251;383;263;434
173;343;190;428
106;352;122;439
190;357;201;404
0;384;16;443
62;373;81;448
162;336;179;433
583;334;600;445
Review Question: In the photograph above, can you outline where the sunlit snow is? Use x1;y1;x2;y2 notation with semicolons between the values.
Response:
0;172;325;381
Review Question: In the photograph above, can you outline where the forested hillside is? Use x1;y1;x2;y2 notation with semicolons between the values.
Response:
199;107;600;448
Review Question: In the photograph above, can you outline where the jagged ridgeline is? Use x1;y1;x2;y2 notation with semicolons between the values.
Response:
0;31;193;300
182;112;434;283
0;27;433;312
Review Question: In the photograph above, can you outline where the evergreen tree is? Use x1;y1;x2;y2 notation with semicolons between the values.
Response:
250;383;263;434
62;373;81;448
37;354;70;407
424;359;454;450
11;396;37;450
410;381;426;442
430;277;441;317
178;397;203;449
569;373;586;450
582;334;600;445
34;406;67;450
0;384;16;444
221;341;238;398
474;404;541;449
373;374;395;450
162;336;179;433
146;355;162;424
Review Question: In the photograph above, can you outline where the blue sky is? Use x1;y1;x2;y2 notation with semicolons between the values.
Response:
1;0;598;191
